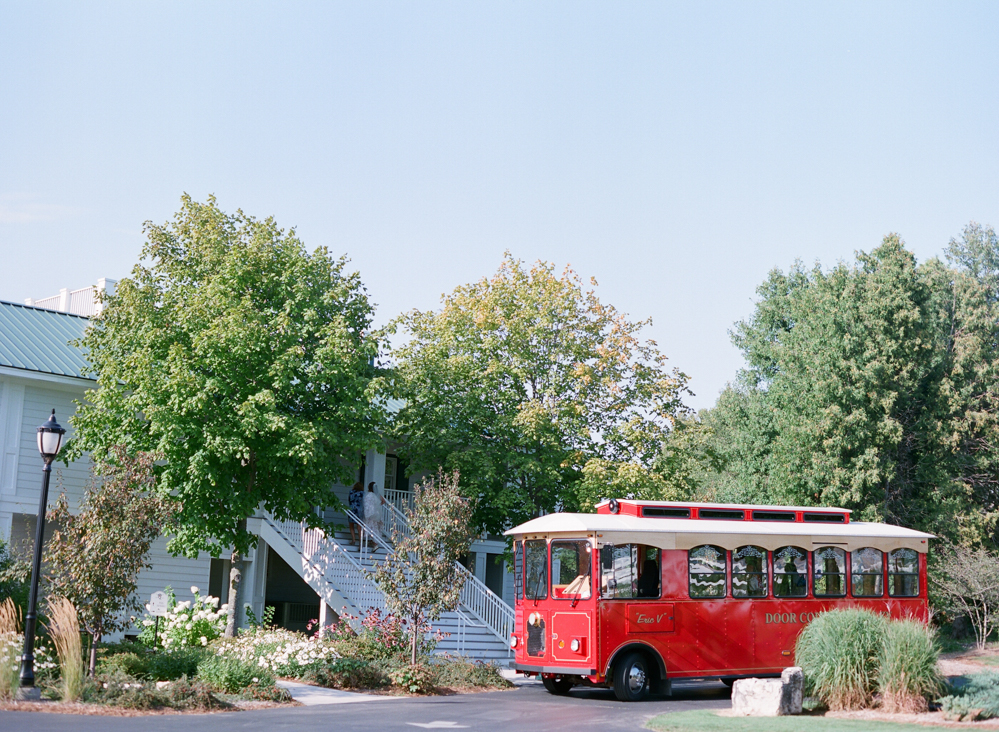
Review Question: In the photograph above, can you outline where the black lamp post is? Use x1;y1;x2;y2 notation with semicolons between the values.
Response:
18;409;66;697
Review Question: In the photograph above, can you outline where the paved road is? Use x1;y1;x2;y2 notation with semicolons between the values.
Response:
0;679;731;732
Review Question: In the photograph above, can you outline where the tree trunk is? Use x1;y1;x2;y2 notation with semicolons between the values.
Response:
224;550;245;638
224;518;249;638
411;612;419;665
89;633;99;677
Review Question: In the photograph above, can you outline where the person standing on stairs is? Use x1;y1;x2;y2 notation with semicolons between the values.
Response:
363;481;387;547
348;481;365;546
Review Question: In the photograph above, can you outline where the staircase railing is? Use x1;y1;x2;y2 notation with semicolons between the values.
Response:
379;499;514;645
347;508;491;656
262;513;386;618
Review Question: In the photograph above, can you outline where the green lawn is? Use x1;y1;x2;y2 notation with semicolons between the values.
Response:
647;710;956;732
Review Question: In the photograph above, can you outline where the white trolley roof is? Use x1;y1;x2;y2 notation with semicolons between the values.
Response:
505;512;934;553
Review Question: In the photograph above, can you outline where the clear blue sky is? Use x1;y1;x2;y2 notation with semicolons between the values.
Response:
2;2;997;410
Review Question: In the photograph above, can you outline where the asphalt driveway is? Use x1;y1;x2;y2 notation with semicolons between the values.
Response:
0;678;732;732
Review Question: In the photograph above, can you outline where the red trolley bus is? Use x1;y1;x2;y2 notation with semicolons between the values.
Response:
506;499;931;701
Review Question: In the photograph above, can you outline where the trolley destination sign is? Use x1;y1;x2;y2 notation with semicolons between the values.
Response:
505;499;931;701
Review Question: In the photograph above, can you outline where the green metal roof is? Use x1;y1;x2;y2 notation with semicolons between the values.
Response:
0;301;93;380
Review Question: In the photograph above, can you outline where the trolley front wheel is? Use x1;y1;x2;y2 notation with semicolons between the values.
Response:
541;674;574;695
613;652;650;702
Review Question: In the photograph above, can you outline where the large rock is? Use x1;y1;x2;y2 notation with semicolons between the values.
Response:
731;667;803;716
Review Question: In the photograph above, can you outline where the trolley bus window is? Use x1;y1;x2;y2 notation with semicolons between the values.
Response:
773;546;808;597
813;547;846;597
732;545;768;597
689;545;726;598
514;541;523;601
525;540;548;601
851;547;884;597
888;548;919;597
599;544;660;599
551;540;592;599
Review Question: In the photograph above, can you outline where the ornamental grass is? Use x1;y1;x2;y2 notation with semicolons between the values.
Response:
877;618;944;713
795;608;888;710
0;598;21;700
46;596;84;702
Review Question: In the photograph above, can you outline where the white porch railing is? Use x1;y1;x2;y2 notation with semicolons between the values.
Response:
383;488;415;514
379;499;514;644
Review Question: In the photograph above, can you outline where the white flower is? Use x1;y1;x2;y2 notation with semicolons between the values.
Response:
142;620;154;627
252;677;259;683
200;636;208;646
191;586;199;595
181;639;187;645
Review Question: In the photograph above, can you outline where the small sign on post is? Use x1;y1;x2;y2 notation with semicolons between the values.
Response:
148;591;169;616
148;591;169;650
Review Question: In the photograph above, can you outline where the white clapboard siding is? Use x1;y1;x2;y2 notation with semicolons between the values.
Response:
15;382;91;510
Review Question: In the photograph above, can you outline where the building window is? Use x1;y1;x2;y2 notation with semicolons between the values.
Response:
851;548;884;597
732;545;768;598
888;548;919;597
813;547;846;597
689;545;726;599
773;546;808;597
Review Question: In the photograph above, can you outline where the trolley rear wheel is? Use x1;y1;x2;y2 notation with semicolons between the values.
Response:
613;651;650;702
541;674;574;695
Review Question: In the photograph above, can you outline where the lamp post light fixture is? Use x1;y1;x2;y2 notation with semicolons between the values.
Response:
18;409;66;698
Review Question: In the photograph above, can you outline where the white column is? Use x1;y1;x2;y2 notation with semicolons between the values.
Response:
0;511;11;542
364;448;387;496
58;288;69;313
318;601;337;629
475;552;487;583
96;278;117;315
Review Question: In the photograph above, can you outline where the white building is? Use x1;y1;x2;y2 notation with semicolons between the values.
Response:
0;289;513;661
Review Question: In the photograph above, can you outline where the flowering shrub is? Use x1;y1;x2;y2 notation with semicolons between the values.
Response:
322;608;438;661
211;626;338;677
197;654;274;693
0;631;57;699
136;586;227;650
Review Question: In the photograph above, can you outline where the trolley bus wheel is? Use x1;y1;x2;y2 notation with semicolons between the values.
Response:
541;674;574;695
613;652;650;702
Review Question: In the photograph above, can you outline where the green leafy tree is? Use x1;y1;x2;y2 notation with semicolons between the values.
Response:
370;470;474;665
66;195;385;633
931;543;999;650
383;254;693;533
46;447;173;675
702;231;999;543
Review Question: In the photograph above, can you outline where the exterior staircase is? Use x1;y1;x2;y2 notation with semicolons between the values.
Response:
258;499;513;663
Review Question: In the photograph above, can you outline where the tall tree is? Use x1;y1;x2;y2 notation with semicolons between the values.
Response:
46;448;172;675
66;195;385;632
702;232;999;544
383;254;693;533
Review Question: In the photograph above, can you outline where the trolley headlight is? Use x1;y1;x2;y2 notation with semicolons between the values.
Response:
570;639;580;652
510;635;518;648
